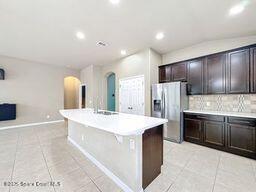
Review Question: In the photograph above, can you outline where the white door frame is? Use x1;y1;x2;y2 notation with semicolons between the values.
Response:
119;75;145;115
79;84;86;109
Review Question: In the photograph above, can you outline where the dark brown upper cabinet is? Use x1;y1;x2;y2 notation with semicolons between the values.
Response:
159;65;171;83
226;49;250;94
159;44;256;95
171;62;187;82
204;53;226;94
187;59;204;95
250;47;256;92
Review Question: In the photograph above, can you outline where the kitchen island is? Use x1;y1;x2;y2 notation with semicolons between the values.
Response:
60;108;167;192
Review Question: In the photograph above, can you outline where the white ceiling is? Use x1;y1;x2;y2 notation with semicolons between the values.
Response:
0;0;256;69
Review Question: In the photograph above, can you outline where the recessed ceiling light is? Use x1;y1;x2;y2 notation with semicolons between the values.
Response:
229;4;244;15
76;31;85;40
110;0;120;5
156;32;164;40
121;50;127;55
229;1;249;16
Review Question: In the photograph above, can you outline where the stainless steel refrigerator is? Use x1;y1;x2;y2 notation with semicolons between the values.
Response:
151;82;188;143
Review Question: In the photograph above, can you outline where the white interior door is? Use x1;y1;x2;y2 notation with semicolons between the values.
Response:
119;75;145;115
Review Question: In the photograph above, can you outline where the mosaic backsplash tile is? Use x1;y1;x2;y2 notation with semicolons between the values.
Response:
189;94;256;113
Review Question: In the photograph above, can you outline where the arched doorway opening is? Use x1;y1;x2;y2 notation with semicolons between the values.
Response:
107;73;116;111
64;76;81;109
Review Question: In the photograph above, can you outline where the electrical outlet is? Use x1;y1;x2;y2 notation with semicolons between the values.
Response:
130;139;135;150
46;115;50;119
82;135;85;141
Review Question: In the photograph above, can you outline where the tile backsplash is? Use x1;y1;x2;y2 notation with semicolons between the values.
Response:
189;94;256;113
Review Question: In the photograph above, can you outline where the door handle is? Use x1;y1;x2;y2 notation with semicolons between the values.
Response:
161;91;164;118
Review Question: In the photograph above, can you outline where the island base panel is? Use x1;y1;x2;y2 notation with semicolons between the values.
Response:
142;125;163;189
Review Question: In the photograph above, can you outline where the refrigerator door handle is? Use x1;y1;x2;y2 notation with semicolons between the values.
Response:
161;90;164;118
162;89;166;118
163;89;167;118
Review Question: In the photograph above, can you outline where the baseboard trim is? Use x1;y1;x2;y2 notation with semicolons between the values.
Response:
0;120;64;130
68;136;141;192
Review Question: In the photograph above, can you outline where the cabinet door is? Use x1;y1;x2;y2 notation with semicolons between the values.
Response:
205;53;226;94
226;49;250;93
227;124;256;157
203;121;225;147
184;118;202;143
187;59;203;95
250;47;256;92
159;65;171;83
171;62;187;82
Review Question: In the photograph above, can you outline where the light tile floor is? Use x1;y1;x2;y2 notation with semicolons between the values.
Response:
0;122;255;192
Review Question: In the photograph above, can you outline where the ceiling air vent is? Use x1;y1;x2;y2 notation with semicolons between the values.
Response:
97;41;107;47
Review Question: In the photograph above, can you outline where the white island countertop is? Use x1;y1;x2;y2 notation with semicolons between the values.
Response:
60;108;168;136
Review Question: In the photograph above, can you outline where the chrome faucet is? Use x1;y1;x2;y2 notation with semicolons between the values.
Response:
94;97;99;113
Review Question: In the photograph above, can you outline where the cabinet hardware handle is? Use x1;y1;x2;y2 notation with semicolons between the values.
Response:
229;120;254;125
197;116;209;119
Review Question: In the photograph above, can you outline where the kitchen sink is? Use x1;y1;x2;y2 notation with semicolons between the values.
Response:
95;110;118;115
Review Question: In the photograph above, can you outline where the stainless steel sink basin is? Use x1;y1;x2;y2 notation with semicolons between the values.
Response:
95;110;118;115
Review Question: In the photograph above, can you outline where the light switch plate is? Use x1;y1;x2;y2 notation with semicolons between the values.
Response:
130;139;135;150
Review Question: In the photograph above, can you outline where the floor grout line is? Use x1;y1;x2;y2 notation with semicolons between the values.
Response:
3;124;256;192
250;160;256;183
67;142;103;192
211;152;221;192
8;131;20;192
164;147;197;192
34;127;57;192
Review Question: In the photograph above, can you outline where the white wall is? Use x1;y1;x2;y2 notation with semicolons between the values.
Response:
64;76;81;109
80;49;161;116
80;65;103;109
148;49;162;113
101;49;151;115
80;65;94;108
162;35;256;65
0;56;79;127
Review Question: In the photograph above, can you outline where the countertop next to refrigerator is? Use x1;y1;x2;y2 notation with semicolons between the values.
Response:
184;110;256;119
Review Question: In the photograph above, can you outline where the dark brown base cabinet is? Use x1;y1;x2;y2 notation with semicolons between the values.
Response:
184;113;256;159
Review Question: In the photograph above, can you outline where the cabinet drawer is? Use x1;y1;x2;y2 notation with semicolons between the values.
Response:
227;117;256;127
184;113;224;122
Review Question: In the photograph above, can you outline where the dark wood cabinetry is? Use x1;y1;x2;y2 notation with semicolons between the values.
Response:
143;125;163;189
204;53;226;94
159;65;171;83
203;121;225;147
250;47;256;92
184;118;201;143
187;59;204;95
159;62;186;83
226;117;256;158
171;62;187;82
184;114;225;149
184;113;256;159
159;44;256;95
226;49;250;93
